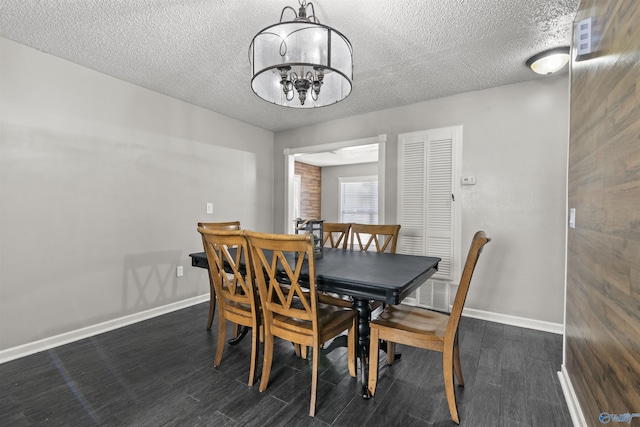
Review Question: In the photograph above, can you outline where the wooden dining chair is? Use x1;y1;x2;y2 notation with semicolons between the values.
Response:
245;230;358;417
367;231;491;424
197;221;241;330
197;227;260;386
322;222;351;249
349;223;401;312
350;223;400;254
317;222;354;308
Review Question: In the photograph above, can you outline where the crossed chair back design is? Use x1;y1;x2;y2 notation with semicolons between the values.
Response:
348;223;401;311
350;223;400;254
197;227;260;386
318;222;354;308
245;230;358;417
197;221;241;330
367;231;491;424
322;222;351;249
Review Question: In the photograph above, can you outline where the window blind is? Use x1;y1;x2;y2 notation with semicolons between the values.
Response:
339;176;378;224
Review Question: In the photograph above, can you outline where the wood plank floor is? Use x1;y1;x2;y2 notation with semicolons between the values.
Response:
0;303;572;426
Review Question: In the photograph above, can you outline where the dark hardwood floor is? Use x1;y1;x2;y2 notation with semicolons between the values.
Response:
0;303;572;426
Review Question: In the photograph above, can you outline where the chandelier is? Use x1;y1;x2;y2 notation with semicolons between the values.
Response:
249;0;353;108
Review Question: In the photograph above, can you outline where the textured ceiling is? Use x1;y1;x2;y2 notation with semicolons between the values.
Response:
0;0;579;132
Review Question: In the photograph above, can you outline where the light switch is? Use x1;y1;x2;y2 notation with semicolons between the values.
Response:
569;208;576;229
176;266;184;277
576;18;592;57
206;203;213;214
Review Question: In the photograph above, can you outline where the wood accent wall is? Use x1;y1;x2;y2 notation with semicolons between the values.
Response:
295;161;321;219
566;0;640;425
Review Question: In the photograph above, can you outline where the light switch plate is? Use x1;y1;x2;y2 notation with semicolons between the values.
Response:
569;208;576;228
206;203;213;214
576;18;592;57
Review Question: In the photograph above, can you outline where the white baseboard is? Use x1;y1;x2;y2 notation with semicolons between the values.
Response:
461;307;564;334
0;294;209;365
558;365;587;427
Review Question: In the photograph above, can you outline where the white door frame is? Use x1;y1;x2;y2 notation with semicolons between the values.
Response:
283;134;387;234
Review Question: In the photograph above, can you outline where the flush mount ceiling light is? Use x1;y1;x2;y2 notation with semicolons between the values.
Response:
248;0;353;108
526;47;570;75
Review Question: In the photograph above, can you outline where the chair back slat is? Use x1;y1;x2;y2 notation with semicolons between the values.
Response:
323;223;351;249
350;224;401;253
198;221;241;231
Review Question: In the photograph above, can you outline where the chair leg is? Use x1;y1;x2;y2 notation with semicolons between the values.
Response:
259;332;274;392
207;285;216;330
443;350;460;424
309;345;319;417
214;318;226;367
453;335;464;386
368;327;380;396
386;342;396;366
248;326;259;386
232;323;240;339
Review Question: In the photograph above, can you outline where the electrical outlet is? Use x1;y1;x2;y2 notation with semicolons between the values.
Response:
176;266;184;277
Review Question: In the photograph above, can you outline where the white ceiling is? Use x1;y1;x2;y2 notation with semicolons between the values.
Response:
296;143;379;167
0;0;579;133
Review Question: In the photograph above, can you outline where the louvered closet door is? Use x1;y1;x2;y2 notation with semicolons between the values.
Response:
398;126;461;283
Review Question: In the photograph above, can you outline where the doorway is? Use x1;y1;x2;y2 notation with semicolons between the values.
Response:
284;135;386;233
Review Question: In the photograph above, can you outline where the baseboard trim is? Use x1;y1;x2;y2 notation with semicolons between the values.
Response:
461;307;564;334
0;294;209;365
558;365;587;427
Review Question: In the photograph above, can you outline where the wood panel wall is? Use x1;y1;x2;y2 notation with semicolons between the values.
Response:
295;161;321;219
566;0;640;425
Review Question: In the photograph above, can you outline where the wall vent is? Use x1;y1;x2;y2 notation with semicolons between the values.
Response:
417;279;450;312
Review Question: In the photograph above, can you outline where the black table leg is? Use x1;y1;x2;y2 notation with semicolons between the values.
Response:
352;298;372;399
228;326;249;345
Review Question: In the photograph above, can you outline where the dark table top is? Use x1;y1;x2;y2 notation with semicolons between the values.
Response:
190;248;440;305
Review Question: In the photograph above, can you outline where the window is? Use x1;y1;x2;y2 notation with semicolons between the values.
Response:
339;176;378;224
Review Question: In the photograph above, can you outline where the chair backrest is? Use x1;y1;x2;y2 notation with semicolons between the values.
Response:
245;231;319;335
350;224;401;253
322;222;351;249
197;221;241;231
197;228;258;318
445;231;491;342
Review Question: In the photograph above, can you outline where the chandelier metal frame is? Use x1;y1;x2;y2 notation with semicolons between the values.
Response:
249;0;353;108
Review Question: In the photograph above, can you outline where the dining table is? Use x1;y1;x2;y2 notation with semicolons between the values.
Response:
189;247;440;398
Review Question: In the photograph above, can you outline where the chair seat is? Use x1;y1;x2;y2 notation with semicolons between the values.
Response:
272;303;356;344
372;304;449;339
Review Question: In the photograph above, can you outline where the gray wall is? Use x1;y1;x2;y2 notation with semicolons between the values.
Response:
0;38;274;351
321;162;378;222
274;75;569;325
